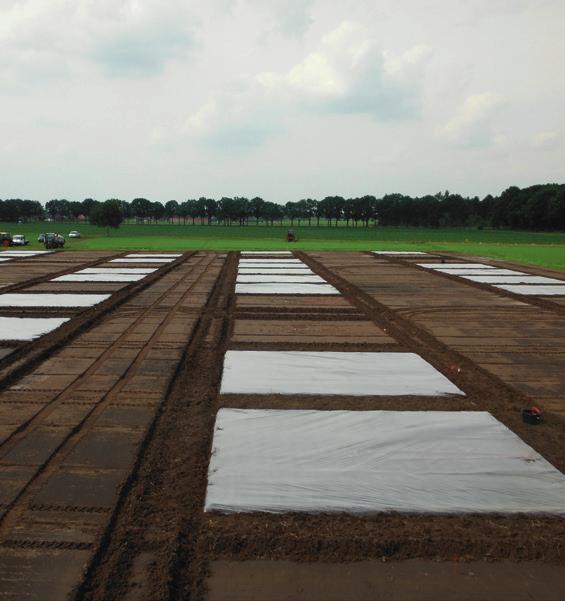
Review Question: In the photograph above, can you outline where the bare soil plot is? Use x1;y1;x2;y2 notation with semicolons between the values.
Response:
0;252;225;599
1;250;564;601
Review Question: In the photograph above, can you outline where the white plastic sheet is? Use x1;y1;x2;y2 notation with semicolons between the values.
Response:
0;258;12;262
0;293;110;307
52;273;145;282
236;275;325;283
419;263;495;269
79;268;156;274
241;251;292;255
110;258;175;263
0;251;52;256
205;409;565;515
239;259;302;264
461;275;564;285
237;263;308;269
431;268;522;276
220;351;464;396
237;268;314;275
125;253;182;258
235;283;339;295
373;251;429;255
495;284;565;296
0;316;69;341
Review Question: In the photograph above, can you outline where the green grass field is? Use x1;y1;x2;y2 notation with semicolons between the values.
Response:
2;222;565;270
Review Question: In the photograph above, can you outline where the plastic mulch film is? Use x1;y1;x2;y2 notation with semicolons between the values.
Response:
494;284;565;296
205;409;565;515
52;273;146;283
237;268;314;275
236;275;326;284
0;316;70;341
235;283;339;295
461;275;564;285
0;293;110;307
220;351;464;396
418;263;496;270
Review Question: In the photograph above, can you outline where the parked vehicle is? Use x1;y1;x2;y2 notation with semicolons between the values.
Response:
0;232;12;247
68;230;81;238
38;233;46;243
11;234;29;246
44;233;65;249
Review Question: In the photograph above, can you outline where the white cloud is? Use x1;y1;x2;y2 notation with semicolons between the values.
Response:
0;0;195;81
437;92;504;146
257;21;430;119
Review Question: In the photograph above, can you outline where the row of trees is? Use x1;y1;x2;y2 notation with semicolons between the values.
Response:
1;184;564;230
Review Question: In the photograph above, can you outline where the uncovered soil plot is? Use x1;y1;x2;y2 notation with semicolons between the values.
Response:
1;250;564;601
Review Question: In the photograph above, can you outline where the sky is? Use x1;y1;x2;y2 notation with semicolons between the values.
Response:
0;0;564;204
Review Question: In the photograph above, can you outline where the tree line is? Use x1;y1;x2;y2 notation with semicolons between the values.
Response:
1;183;564;230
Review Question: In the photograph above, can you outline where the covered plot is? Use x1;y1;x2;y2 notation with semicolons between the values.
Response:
0;250;53;255
78;268;156;275
431;268;523;276
419;263;495;270
0;293;110;307
239;259;302;264
220;351;464;396
52;273;146;283
236;275;325;284
205;409;565;515
237;263;308;270
495;284;565;296
237;268;314;275
461;275;565;285
235;283;339;295
109;258;175;264
241;251;292;256
373;251;430;255
0;316;69;341
125;253;182;258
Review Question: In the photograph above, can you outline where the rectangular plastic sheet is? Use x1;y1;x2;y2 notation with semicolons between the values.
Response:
220;351;464;396
237;268;314;275
241;251;292;255
52;273;145;282
419;263;496;269
0;316;69;341
495;284;565;296
237;263;308;270
236;275;325;284
239;259;302;264
0;293;110;307
0;258;12;262
235;283;339;295
110;258;175;263
205;409;565;515
373;251;429;255
79;268;156;275
125;253;182;258
431;268;523;276
461;275;564;285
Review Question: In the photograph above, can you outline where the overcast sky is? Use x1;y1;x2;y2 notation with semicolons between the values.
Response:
1;0;563;203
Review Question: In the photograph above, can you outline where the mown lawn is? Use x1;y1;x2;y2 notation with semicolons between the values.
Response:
2;222;565;270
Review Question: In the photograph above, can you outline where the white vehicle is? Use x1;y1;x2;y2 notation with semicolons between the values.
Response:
11;234;29;246
68;231;81;238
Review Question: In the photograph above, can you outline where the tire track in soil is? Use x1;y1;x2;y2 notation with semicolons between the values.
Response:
0;253;212;543
75;252;238;601
0;252;190;392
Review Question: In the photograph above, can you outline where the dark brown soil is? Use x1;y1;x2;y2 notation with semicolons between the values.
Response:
1;250;564;601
